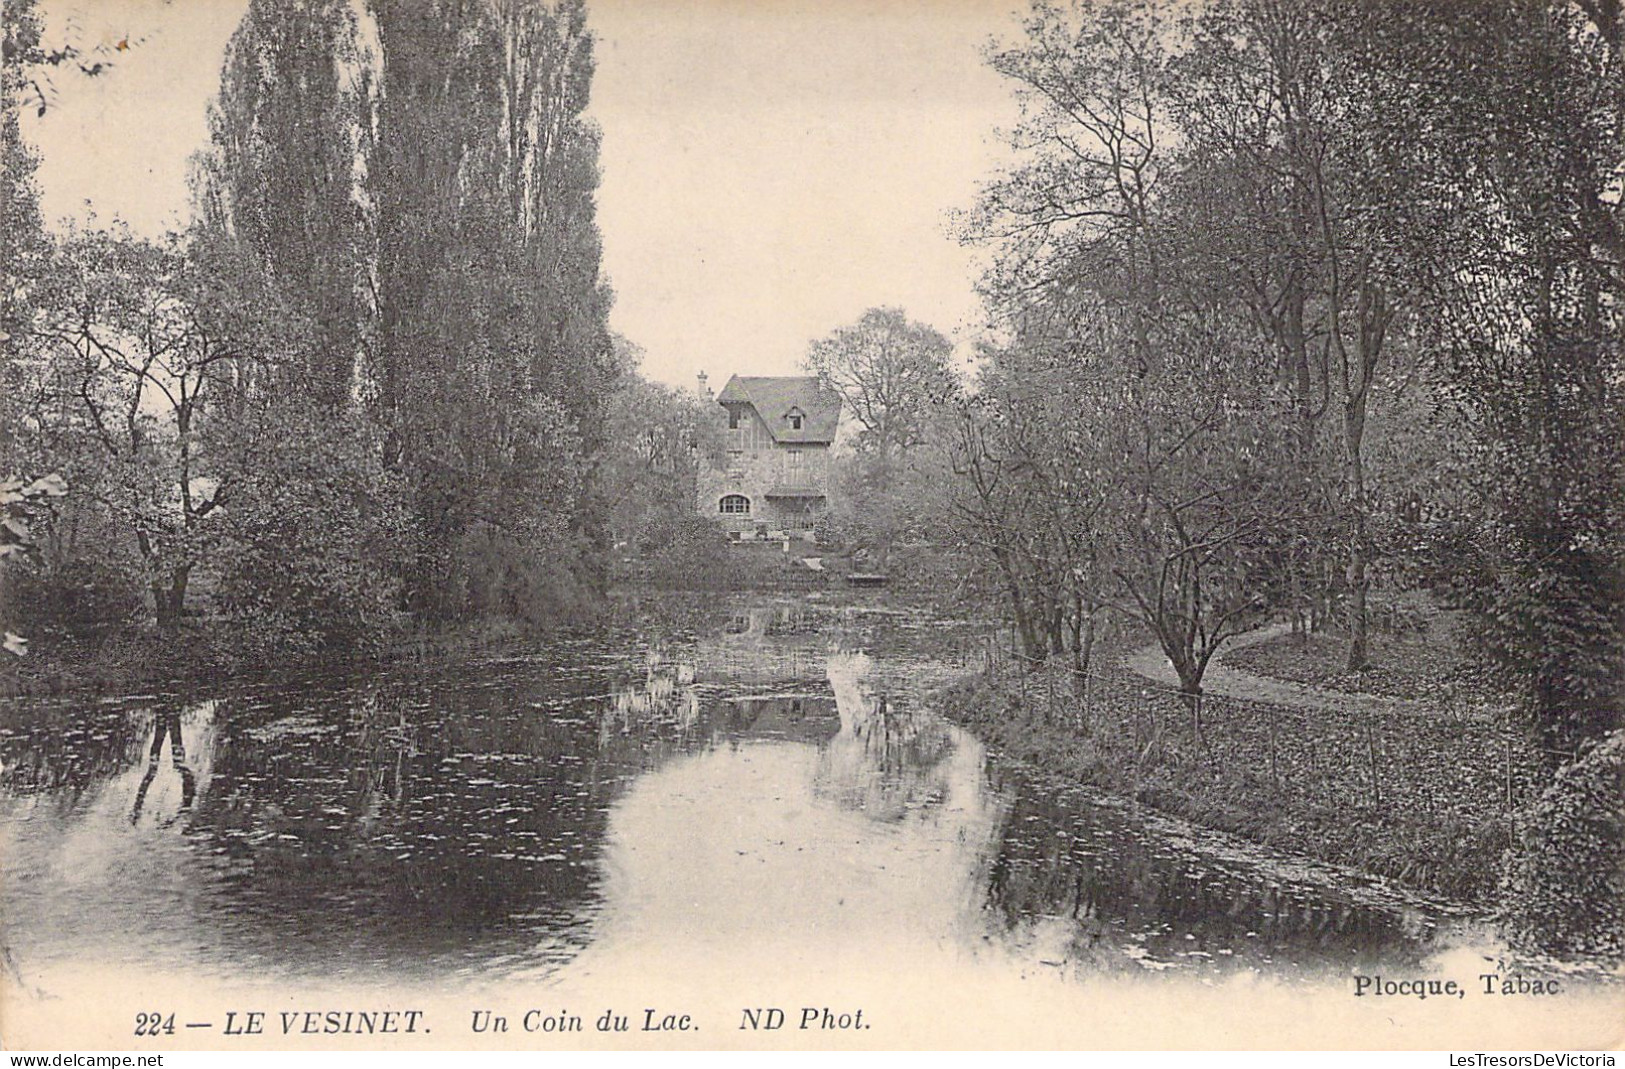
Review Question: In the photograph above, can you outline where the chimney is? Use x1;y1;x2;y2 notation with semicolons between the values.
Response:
697;370;712;401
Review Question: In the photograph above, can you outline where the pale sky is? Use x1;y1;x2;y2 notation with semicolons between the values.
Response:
24;0;1023;388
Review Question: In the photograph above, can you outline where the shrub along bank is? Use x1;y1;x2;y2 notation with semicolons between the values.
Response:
1501;730;1625;960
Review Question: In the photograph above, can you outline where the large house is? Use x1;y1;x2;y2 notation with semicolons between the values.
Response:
696;375;841;540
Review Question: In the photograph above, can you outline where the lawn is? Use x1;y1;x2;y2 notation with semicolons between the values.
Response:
1223;609;1498;706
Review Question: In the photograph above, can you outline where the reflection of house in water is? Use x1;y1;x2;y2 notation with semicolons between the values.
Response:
599;660;702;749
816;652;956;821
599;642;840;748
688;636;832;689
600;639;969;814
713;695;839;744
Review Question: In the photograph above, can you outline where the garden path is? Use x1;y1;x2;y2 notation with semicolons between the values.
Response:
1122;625;1444;719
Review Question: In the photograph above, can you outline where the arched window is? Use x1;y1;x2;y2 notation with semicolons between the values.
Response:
719;494;751;515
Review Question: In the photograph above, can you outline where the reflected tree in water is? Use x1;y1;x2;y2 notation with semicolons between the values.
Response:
128;709;196;826
0;703;151;799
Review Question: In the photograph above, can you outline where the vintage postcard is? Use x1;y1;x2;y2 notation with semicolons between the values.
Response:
2;0;1622;1053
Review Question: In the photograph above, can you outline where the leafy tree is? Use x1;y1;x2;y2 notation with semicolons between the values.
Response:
963;0;1302;694
192;0;372;411
951;402;1091;670
1;0;48;344
3;0;147;654
1;0;53;635
211;399;410;660
190;0;619;631
368;0;616;622
1375;0;1625;756
0;473;69;654
594;345;724;551
21;229;251;629
804;307;960;570
953;292;1295;698
804;307;957;461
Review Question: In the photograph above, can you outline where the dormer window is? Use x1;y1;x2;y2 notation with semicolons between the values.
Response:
785;406;805;431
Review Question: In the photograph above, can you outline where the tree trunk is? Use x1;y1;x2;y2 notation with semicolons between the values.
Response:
1069;603;1097;680
1009;580;1045;665
1345;550;1369;670
1344;352;1373;671
1175;672;1203;715
1162;633;1205;713
154;564;192;630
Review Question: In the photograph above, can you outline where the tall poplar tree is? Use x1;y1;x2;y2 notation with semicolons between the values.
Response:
367;0;614;620
194;0;616;629
194;0;372;411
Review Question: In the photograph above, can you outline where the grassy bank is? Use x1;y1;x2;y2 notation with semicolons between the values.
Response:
934;660;1521;906
1224;612;1495;706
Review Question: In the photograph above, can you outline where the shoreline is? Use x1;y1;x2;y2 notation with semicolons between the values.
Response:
0;588;1530;910
929;663;1514;908
4;587;1614;974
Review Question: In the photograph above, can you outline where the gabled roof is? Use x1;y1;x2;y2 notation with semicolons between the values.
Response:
715;375;841;444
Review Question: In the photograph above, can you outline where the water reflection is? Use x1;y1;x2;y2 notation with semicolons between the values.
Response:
129;708;199;826
175;669;622;978
566;646;1003;983
0;609;1482;995
1;699;153;796
0;699;219;988
977;780;1449;978
818;652;955;821
602;652;699;740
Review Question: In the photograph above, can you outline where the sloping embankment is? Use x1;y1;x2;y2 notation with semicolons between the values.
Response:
933;638;1537;905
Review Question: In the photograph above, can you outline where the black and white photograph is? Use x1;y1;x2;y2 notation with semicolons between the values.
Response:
1;0;1621;1052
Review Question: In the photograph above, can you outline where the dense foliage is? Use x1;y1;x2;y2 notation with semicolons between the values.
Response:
1;0;618;665
591;345;733;585
804;308;961;570
1502;731;1625;960
954;0;1622;956
960;0;1623;742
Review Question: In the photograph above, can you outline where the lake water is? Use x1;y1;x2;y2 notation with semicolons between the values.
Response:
0;601;1492;1003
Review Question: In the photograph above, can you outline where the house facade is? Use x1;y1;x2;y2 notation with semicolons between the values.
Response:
696;375;841;540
